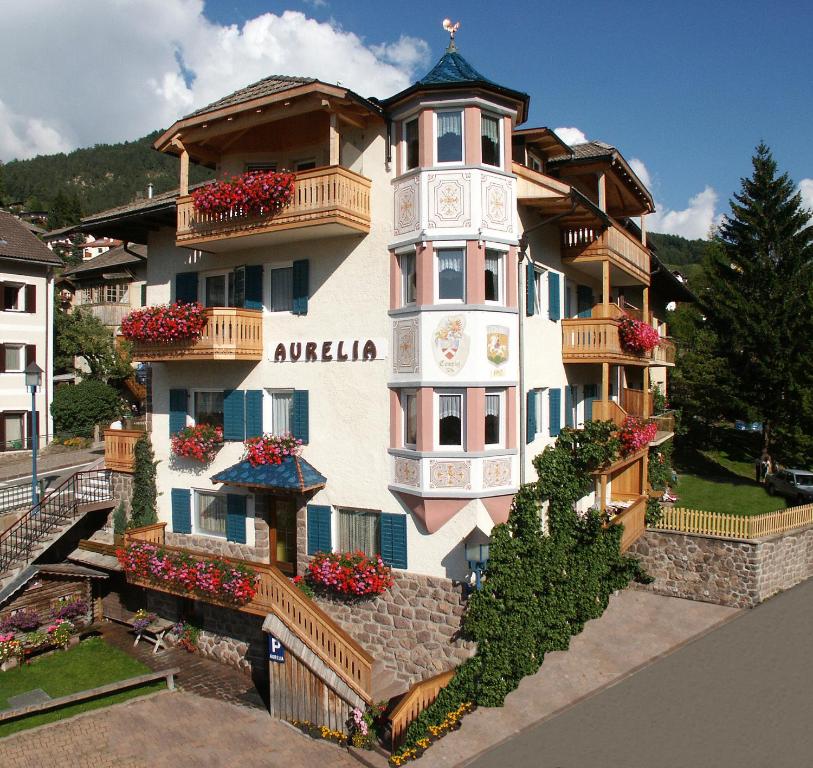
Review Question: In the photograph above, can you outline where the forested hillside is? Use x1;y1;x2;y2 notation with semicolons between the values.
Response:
648;231;708;285
0;131;212;228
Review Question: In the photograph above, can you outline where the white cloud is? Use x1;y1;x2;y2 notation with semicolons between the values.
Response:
649;186;722;240
799;178;813;213
628;157;652;191
553;126;587;146
0;2;429;162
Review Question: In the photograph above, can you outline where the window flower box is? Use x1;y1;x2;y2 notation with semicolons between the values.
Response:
618;416;658;455
192;170;296;218
297;551;393;598
243;433;302;467
618;314;660;354
121;301;206;344
171;424;224;463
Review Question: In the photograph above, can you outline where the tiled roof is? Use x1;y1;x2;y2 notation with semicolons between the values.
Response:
61;244;146;277
212;455;326;492
418;49;493;86
184;75;317;118
0;211;63;265
549;140;616;164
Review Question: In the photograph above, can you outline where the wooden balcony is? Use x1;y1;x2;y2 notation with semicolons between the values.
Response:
128;307;263;362
562;317;652;365
561;223;650;284
607;494;647;552
104;429;145;473
176;166;371;251
620;387;652;419
651;336;676;366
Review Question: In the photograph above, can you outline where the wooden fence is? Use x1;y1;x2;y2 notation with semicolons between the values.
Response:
389;669;456;749
104;429;145;473
655;503;813;539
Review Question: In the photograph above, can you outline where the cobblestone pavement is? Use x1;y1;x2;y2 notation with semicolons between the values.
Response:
99;621;267;710
0;691;360;768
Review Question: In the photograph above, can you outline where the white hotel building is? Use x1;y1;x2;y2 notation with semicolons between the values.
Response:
85;43;683;580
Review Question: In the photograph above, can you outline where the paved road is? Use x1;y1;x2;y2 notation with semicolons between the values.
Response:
468;579;813;768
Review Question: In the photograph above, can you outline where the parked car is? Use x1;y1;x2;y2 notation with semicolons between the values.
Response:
765;469;813;505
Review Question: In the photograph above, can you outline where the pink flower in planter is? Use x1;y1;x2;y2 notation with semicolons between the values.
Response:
618;314;661;355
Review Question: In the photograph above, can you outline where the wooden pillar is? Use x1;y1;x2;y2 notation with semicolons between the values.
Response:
641;452;649;495
597;172;606;212
602;362;610;402
643;286;650;324
329;113;340;166
179;149;189;196
602;259;610;313
640;212;647;247
600;473;608;511
643;366;651;416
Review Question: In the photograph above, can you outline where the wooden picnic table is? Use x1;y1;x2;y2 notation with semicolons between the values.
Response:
133;617;175;654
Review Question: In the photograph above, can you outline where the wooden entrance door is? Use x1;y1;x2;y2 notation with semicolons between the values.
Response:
269;497;297;575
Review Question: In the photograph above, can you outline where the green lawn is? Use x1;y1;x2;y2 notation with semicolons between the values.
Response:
0;636;165;737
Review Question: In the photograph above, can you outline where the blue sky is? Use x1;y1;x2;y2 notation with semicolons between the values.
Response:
2;1;810;237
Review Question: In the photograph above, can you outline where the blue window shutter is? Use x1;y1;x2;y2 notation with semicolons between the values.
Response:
169;389;187;436
244;265;263;310
548;273;561;321
380;513;407;569
175;272;198;304
526;262;535;316
226;494;247;544
292;390;309;444
549;388;562;436
245;390;263;439
565;386;574;428
223;390;246;441
171;488;191;534
307;505;332;555
584;384;597;421
526;389;537;443
577;285;593;318
292;259;309;315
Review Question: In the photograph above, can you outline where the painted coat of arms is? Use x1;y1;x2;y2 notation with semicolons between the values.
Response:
433;315;469;376
486;325;509;367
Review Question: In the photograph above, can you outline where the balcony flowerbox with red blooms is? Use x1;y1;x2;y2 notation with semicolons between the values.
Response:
171;424;224;463
618;315;661;355
116;542;258;606
295;551;394;598
121;301;206;344
618;416;658;455
192;170;296;218
243;433;302;467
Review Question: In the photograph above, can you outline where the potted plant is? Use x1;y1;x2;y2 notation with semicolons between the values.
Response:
121;301;206;344
192;170;296;218
171;424;224;463
243;433;301;466
298;551;394;599
618;314;661;354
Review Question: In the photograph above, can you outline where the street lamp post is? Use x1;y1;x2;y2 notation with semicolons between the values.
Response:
24;362;43;507
464;526;491;591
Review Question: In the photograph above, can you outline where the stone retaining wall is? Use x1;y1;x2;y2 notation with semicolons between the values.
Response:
630;525;813;608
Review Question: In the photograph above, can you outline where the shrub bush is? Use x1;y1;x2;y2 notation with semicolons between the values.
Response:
130;434;157;528
51;380;123;437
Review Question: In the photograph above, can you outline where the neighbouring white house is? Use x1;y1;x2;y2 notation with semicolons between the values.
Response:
0;211;61;451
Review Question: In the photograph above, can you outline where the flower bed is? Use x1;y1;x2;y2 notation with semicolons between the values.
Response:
290;720;348;747
192;170;296;218
116;542;258;606
243;433;301;467
121;301;206;344
618;315;660;354
389;702;474;765
618;416;658;455
51;597;89;622
296;551;393;598
171;424;224;463
0;632;22;664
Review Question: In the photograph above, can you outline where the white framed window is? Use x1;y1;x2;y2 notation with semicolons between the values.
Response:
399;251;417;306
436;248;465;302
435;110;463;164
4;344;24;372
201;270;233;308
527;152;543;173
532;388;548;439
533;268;546;316
192;390;224;430
403;117;419;171
195;491;227;538
481;113;502;168
264;390;293;436
436;390;465;449
402;390;417;448
2;283;23;311
268;266;293;312
3;413;25;450
337;507;380;557
485;389;504;447
484;249;504;304
104;283;129;303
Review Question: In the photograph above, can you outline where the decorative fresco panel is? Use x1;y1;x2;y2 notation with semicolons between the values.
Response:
394;176;420;236
432;315;470;376
429;460;472;490
483;458;512;488
393;318;420;374
481;176;513;232
394;457;420;487
427;173;471;229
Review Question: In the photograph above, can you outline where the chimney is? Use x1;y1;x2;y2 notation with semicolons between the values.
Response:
147;183;154;199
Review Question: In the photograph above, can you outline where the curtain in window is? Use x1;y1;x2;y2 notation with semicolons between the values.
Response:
438;249;464;300
271;392;292;435
205;275;226;307
195;391;224;429
485;251;501;301
482;115;499;144
437;111;463;162
270;268;293;312
481;115;500;167
198;493;227;536
405;119;420;170
485;393;500;416
338;509;379;557
404;393;417;445
400;253;416;304
4;346;21;371
439;394;462;419
485;393;501;445
534;271;544;315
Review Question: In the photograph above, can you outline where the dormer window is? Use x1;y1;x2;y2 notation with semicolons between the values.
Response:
481;114;501;168
404;118;419;170
436;110;463;163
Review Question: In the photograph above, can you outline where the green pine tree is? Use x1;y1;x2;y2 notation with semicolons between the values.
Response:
130;434;158;527
702;143;813;462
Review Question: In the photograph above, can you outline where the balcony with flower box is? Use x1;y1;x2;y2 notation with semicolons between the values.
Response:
176;166;371;252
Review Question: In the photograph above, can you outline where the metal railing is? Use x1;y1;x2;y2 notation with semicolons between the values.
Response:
0;479;47;515
0;469;113;573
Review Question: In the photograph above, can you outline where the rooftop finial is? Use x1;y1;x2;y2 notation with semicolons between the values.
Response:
442;18;460;51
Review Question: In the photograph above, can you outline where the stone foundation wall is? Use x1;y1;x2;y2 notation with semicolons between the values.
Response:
165;520;270;564
630;525;813;608
315;571;475;687
89;470;134;544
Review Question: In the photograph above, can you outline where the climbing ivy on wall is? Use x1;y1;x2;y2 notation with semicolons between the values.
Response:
393;422;648;762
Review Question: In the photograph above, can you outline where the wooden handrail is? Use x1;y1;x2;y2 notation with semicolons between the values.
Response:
592;399;628;428
389;669;456;749
620;388;652;419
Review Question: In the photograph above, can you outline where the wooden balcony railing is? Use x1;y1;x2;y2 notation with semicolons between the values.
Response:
652;337;676;365
592;399;627;428
651;411;676;433
127;307;263;362
620;388;652;419
176;166;371;248
104;429;145;473
561;223;650;284
389;669;456;749
562;318;652;364
122;524;373;700
609;494;647;552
